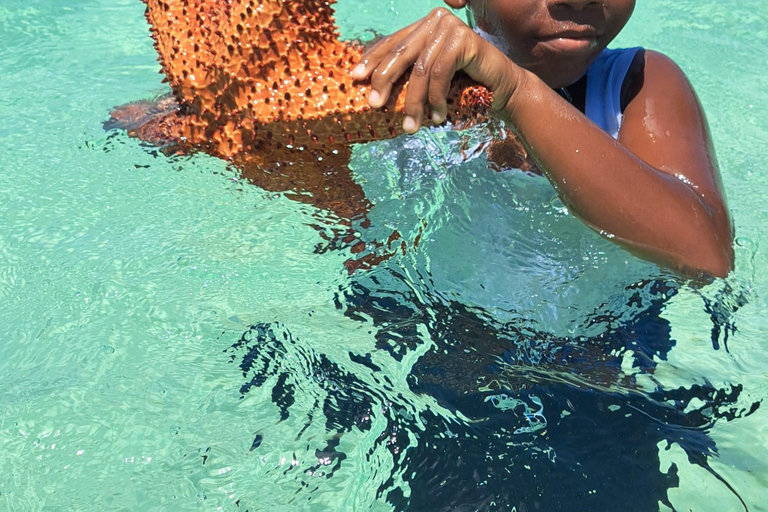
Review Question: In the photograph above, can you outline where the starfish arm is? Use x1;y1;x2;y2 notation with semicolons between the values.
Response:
108;0;505;259
133;0;492;164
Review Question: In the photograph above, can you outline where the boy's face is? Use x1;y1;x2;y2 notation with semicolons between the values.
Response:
460;0;635;88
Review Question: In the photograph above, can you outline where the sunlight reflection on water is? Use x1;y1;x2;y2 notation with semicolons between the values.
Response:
0;0;766;510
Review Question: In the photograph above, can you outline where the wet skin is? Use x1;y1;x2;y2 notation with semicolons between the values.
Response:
352;0;734;278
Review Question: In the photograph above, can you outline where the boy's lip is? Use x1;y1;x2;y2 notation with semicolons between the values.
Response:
542;27;599;38
536;30;599;53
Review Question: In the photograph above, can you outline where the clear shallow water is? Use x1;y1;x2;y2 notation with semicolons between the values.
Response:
0;0;766;510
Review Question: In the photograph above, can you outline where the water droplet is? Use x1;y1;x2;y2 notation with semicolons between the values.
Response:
549;195;569;215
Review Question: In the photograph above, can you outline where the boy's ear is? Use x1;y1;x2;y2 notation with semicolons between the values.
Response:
443;0;468;8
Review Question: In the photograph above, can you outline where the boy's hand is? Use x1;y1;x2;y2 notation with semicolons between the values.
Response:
350;8;524;133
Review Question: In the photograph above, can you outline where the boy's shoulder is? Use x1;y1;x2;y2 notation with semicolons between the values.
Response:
638;50;701;111
620;48;699;112
610;47;693;105
642;50;689;79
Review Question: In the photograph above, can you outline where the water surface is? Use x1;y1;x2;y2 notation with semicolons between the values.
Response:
0;0;766;510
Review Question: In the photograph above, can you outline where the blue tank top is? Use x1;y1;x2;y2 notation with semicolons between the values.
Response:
585;47;643;139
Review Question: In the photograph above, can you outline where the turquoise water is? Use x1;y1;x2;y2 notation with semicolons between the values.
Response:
1;0;767;510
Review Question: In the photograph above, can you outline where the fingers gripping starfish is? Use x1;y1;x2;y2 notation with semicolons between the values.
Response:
110;0;526;220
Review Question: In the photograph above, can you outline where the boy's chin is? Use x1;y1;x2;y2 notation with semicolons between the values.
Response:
536;70;586;90
530;58;596;89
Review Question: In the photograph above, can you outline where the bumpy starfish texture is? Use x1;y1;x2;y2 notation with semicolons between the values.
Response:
129;0;494;164
110;0;532;221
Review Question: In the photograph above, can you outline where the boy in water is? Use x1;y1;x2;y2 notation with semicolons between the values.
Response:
351;0;733;278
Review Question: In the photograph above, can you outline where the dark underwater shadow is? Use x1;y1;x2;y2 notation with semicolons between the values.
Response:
226;271;757;512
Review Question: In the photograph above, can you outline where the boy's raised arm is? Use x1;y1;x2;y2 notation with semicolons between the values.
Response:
351;7;733;278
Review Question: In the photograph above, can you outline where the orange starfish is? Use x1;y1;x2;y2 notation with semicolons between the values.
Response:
110;0;528;219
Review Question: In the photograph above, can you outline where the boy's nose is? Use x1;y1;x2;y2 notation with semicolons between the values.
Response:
549;0;603;10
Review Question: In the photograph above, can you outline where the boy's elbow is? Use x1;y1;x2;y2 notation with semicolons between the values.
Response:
662;210;734;279
690;201;735;279
706;243;734;279
699;248;733;279
686;229;734;279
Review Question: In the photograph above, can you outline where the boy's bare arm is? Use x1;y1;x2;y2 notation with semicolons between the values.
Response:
502;51;733;277
617;52;732;274
352;9;733;278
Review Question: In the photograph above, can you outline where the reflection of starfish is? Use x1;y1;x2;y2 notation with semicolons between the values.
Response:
110;0;528;219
